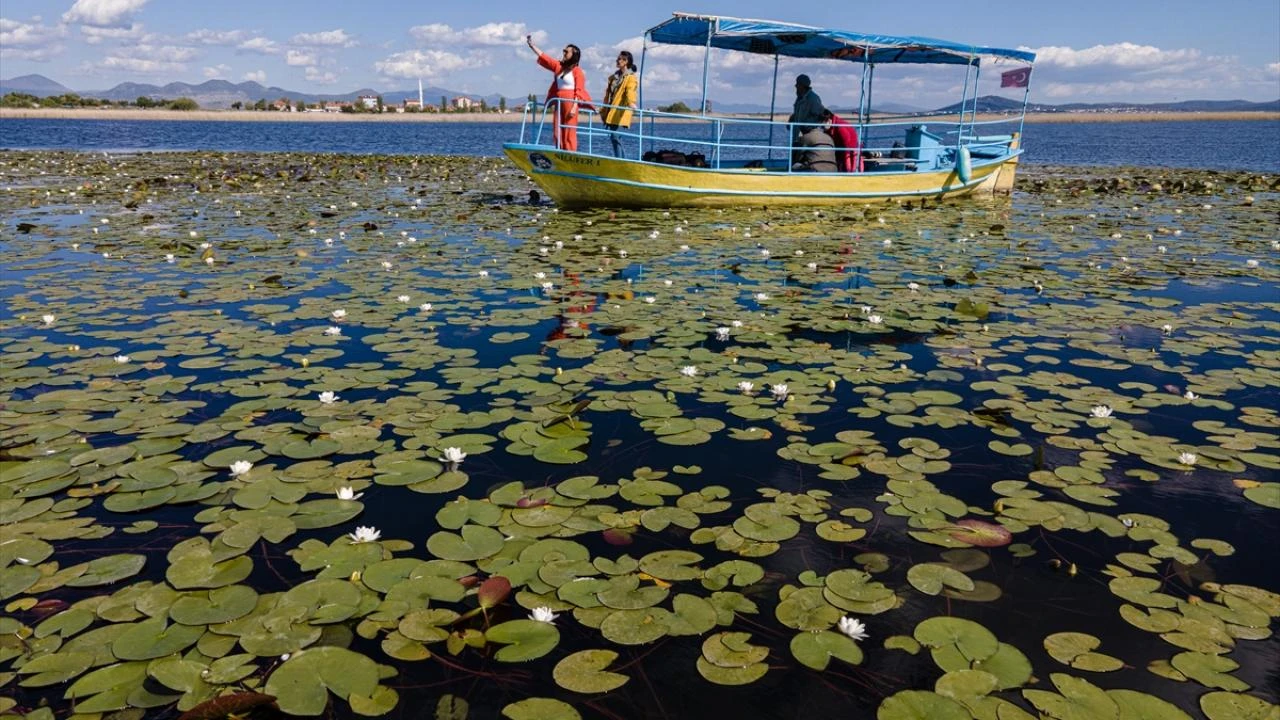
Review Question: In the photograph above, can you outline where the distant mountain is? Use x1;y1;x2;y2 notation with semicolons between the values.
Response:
931;94;1280;115
0;74;74;96
5;74;1277;114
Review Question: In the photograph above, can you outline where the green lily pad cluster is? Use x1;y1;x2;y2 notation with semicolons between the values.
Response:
1;152;1276;718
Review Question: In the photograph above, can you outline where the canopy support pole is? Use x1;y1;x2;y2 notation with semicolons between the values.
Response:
865;63;875;137
639;35;649;158
767;53;780;161
699;25;713;115
1018;70;1032;140
969;60;982;139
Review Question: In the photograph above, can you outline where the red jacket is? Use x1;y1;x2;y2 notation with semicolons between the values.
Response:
827;114;861;172
537;53;594;109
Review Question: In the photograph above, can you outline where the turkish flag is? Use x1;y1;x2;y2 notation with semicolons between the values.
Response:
1001;67;1031;88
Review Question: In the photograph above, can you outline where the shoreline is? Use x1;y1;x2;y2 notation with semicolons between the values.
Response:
2;107;1277;124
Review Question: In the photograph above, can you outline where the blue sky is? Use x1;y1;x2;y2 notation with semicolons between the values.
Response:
2;0;1277;106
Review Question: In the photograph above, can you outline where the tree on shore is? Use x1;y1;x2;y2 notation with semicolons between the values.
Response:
658;101;693;114
167;98;199;111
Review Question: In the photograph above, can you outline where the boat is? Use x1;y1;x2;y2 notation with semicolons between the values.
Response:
504;13;1037;209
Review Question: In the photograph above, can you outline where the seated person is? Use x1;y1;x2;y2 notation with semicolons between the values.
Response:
792;126;837;172
822;109;861;172
787;74;825;166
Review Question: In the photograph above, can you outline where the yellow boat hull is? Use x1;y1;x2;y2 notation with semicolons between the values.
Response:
504;143;1020;209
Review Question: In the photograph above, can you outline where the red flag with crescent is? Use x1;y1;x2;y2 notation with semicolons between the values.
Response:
1001;67;1031;88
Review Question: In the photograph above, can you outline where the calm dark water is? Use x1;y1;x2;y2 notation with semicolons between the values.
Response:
1;117;1277;171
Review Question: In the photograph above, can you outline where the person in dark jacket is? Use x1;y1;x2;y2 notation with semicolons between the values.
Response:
787;74;825;165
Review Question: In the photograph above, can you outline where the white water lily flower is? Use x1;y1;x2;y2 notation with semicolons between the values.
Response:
336;486;363;500
348;526;381;543
771;384;789;401
1245;259;1259;268
838;616;869;641
478;270;489;278
114;355;130;364
41;314;55;325
1161;324;1173;334
760;249;770;258
554;240;565;249
324;326;342;336
716;327;731;341
806;262;818;270
680;365;698;377
419;303;433;312
318;391;338;404
644;296;656;304
541;282;554;292
229;460;253;477
441;447;467;464
663;279;674;286
679;244;690;250
1090;405;1113;419
754;292;770;301
381;261;393;270
882;239;891;247
534;271;547;280
859;305;873;315
1177;452;1197;466
1157;245;1167;253
731;319;744;328
397;295;410;303
1183;390;1199;400
529;606;559;624
907;282;919;292
165;253;175;263
738;381;755;394
331;309;347;320
867;314;884;325
204;256;215;265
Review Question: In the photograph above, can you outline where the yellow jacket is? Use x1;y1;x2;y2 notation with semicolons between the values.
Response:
602;71;638;127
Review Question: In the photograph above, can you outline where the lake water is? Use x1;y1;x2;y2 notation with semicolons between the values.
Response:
1;117;1277;171
0;141;1276;718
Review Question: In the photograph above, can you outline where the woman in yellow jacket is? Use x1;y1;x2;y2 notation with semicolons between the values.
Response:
602;51;638;159
527;35;593;152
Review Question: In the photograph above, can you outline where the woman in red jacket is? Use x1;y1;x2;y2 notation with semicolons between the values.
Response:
527;35;594;151
822;109;862;172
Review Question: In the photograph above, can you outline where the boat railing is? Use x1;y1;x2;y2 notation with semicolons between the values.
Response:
516;100;1022;174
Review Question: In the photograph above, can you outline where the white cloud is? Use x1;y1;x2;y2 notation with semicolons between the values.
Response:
99;43;195;74
1267;62;1280;76
187;28;248;46
62;0;148;28
375;49;467;80
410;22;540;48
291;29;355;47
237;37;280;55
1;16;66;46
203;63;231;79
1027;42;1201;70
305;66;338;84
81;23;146;44
243;70;266;83
286;50;317;67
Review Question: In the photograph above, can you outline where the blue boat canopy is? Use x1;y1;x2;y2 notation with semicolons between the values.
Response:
646;13;1036;66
